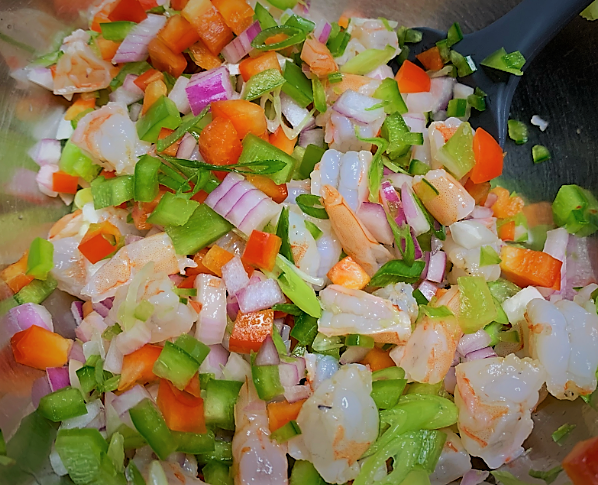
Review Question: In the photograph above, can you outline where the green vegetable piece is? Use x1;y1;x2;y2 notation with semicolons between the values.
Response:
252;364;284;401
203;461;233;485
196;439;233;465
252;26;306;51
507;119;529;144
373;367;406;381
166;204;233;256
147;191;199;227
327;71;343;84
345;334;375;348
446;98;468;118
371;379;407;409
243;68;286;101
386;213;415;266
91;175;134;209
412;288;429;305
479;245;501;266
341;45;396;75
296;144;326;180
110;61;151;89
435;121;476;179
270;420;301;443
132;301;153;323
304;220;323;240
254;2;277;29
264;0;298;9
449;50;477;77
467;93;486;111
419;305;454;319
370;260;426;287
532;144;551;164
289;312;318;346
312;333;343;358
272;254;322;318
528;466;564;485
175;334;210;366
284;14;315;34
272;303;303;316
0;429;5;456
487;278;521;303
116;424;147;450
398;27;423;45
38;386;86;422
552;423;576;445
446;22;463;47
156;108;209;153
204;379;244;430
134;155;161;203
275;206;295;264
173;430;215;454
552;184;598;237
581;1;598;20
435;39;450;63
409;159;430;176
107;432;125;473
312;75;327;113
282;61;313;108
373;78;408;115
381;112;418;160
458;276;498;333
398;468;435;485
99;21;136;42
125;462;146;485
55;428;108;484
296;194;328;219
327;29;350;58
290;460;327;485
481;47;526;76
200;372;215;389
59;139;101;182
153;341;200;390
491;471;532;485
136;96;181;143
26;237;53;280
239;133;296;184
129;398;177;460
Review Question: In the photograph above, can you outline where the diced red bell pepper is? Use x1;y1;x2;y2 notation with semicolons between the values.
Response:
186;248;217;276
360;347;396;372
52;171;79;194
269;126;297;155
241;230;281;272
245;175;288;204
470;128;504;184
139;0;158;9
211;0;254;36
181;0;233;56
498;220;515;241
327;256;371;290
563;436;598;485
198;117;243;167
239;51;281;82
464;179;491;206
396;60;431;93
11;325;72;370
211;99;268;139
157;379;207;433
118;344;163;391
267;399;306;432
158;14;201;53
108;0;148;23
134;69;164;91
78;221;122;264
148;37;188;78
500;246;562;289
1;252;34;294
64;97;96;121
188;39;222;70
229;309;274;354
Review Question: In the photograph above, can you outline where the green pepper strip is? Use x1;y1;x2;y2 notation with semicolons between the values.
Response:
153;341;200;390
26;237;53;280
252;364;284;401
251;26;307;51
129;398;177;460
38;387;87;422
156;107;209;153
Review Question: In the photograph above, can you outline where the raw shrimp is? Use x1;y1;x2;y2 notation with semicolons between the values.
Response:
321;185;392;276
326;112;385;152
413;169;475;226
319;284;412;344
82;232;195;302
372;282;419;323
311;149;372;212
454;353;546;469
288;365;379;484
288;209;320;279
301;36;338;77
232;380;289;485
349;18;400;53
390;286;462;384
524;298;598;400
53;29;118;96
71;102;151;175
429;429;472;485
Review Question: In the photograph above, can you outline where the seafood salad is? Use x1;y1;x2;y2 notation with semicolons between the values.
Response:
2;0;598;484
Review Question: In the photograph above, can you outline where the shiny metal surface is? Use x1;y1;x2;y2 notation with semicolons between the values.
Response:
0;0;596;482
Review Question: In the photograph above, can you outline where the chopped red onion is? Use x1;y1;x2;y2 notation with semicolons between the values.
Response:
238;198;281;235
464;347;497;362
28;139;61;167
410;226;423;260
92;301;110;318
470;205;493;219
279;362;300;387
333;90;386;125
222;352;252;382
46;367;70;392
109;74;144;105
281;92;312;129
69;342;85;362
484;192;498;208
215;182;258;215
457;329;492;356
112;14;167;63
339;346;370;364
284;384;312;403
384;172;413;189
176;132;197;159
71;301;83;325
255;335;280;366
36;164;58;197
450;220;498;249
401;182;430;236
314;20;332;44
357;202;394;245
27;67;54;91
299;128;325;148
236;279;285;314
461;470;490;485
104;341;124;374
444;366;456;394
101;297;114;310
32;376;52;408
168;76;192;115
61;400;104;430
226;294;240;321
112;385;152;416
186;66;234;116
199;344;229;378
425;251;447;283
418;280;438;301
205;172;245;208
429;76;456;112
380;180;401;216
114;320;152;355
221;21;261;64
194;274;227;346
75;311;108;343
249;271;267;285
7;303;54;335
365;64;394;80
405;92;434;113
222;256;250;296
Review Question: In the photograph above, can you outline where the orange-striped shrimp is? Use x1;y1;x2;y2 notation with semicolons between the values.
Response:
301;36;338;77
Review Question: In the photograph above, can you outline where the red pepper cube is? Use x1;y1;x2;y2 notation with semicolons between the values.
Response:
242;230;282;272
228;309;274;354
78;221;122;264
108;0;148;23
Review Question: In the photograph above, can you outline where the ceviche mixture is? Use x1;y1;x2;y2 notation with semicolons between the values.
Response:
2;0;598;484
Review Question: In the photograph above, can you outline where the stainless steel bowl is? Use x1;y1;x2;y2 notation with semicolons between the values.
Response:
0;0;596;482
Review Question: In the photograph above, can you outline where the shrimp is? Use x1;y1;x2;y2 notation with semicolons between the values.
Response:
319;285;412;344
82;232;195;303
288;209;321;278
429;429;472;485
53;29;118;96
232;380;289;485
524;298;598;400
288;365;379;484
301;36;338;77
428;118;463;170
326;112;385;152
372;282;419;323
390;286;462;384
454;353;546;469
321;185;392;276
71;102;151;175
412;169;475;226
349;18;400;53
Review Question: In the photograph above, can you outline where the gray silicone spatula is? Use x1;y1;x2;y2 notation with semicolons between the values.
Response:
402;0;592;146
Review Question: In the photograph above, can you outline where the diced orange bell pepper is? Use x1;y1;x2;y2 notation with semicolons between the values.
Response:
132;190;166;231
267;399;307;432
470;128;504;184
148;37;188;78
108;0;148;23
464;179;491;206
301;37;338;77
338;15;349;29
52;171;79;194
201;245;234;277
186;248;217;276
188;39;222;70
178;275;197;289
490;186;525;219
229;309;274;354
416;46;445;71
198;117;243;167
211;99;268;139
157;127;182;157
498;221;515;241
562;436;598;485
182;0;233;56
11;325;72;370
1;252;34;294
241;230;282;272
64;97;96;121
360;347;396;372
158;14;201;53
82;301;93;318
157;379;207;433
211;0;254;35
500;246;562;288
184;372;201;397
238;51;281;82
327;256;371;290
245;174;288;204
396;60;431;93
142;79;168;115
118;344;163;391
330;74;371;96
78;221;122;264
96;36;121;61
91;2;114;33
269;126;296;155
171;0;190;9
134;69;164;91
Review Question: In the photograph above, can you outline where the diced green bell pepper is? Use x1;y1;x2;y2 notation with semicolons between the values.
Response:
254;2;277;30
59;140;101;183
175;334;210;365
552;184;598;237
38;386;87;422
204;380;243;431
458;276;497;333
136;96;181;143
242;69;286;101
146;192;199;227
282;61;313;108
14;274;57;305
436;122;475;179
238;133;296;184
296;144;325;180
129;398;177;460
373;78;408;115
100;21;136;42
290;460;327;485
174;430;215;454
153;341;200;390
372;379;407;409
91;175;134;209
202;461;233;485
270;420;301;443
55;428;109;485
252;364;284;401
26;237;53;280
134;155;161;203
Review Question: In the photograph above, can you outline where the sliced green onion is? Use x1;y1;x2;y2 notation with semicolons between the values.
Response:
412;288;429;305
479;245;501;266
304;220;322;240
532;144;551;164
481;47;526;76
284;14;315;34
296;194;328;219
91;175;134;209
409;159;430;176
153;341;200;390
146;192;199;227
373;78;408;115
446;22;463;47
252;364;284;401
272;303;303;316
270;420;301;443
134;155;161;203
204;379;244;430
129;399;177;460
289;313;318;346
326;29;350;58
26;237;53;281
446;98;468;118
552;423;576;445
296;144;326;180
529;466;564;485
175;334;210;366
254;2;277;30
312;75;326;113
99;21;136;42
327;72;343;84
38;387;86;422
276;206;295;263
341;45;396;75
449;50;477;77
156;108;209;153
251;26;306;51
507;119;529;144
386;214;415;266
242;68;286;101
136;96;181;143
282;61;313;108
